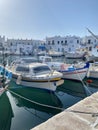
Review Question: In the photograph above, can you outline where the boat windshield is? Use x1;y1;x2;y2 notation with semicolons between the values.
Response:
33;65;50;74
16;66;30;73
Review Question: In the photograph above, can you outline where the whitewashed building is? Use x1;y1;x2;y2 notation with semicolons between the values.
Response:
46;36;82;53
7;38;45;55
82;36;98;56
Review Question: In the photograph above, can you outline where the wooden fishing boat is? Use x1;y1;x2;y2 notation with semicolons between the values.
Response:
8;62;64;91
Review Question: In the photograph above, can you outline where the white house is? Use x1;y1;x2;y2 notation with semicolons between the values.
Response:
82;36;98;56
7;38;45;55
46;35;81;53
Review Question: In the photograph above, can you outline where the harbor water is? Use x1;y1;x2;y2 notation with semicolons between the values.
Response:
0;55;98;130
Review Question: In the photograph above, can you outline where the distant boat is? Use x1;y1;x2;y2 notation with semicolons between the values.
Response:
66;51;86;59
39;55;64;70
87;62;98;79
37;51;47;56
7;62;64;91
48;50;64;57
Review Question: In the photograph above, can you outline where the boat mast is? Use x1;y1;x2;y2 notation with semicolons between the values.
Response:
86;28;98;41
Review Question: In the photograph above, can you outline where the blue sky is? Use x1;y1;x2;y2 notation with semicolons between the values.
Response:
0;0;98;40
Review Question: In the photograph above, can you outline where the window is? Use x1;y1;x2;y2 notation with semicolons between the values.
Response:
58;41;59;44
33;66;50;73
77;40;79;43
48;41;50;45
89;46;92;51
52;40;54;45
61;41;63;43
65;40;67;43
88;39;91;44
16;66;29;73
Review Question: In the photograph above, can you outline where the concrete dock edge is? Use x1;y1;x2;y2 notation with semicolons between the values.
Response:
31;92;98;130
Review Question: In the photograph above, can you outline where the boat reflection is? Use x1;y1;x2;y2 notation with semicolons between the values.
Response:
0;92;14;130
57;80;90;98
9;80;63;115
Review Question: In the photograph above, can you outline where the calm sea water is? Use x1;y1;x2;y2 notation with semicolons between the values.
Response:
0;55;98;130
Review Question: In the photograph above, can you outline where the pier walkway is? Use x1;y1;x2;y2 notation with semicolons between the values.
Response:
31;92;98;130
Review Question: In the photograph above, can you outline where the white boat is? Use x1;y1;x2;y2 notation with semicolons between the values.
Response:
37;51;47;56
8;62;64;91
0;66;12;96
66;51;86;59
87;62;98;79
39;55;89;81
39;55;64;70
58;62;90;81
48;50;64;57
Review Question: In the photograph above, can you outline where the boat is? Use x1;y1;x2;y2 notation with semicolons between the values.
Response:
8;62;64;91
0;65;12;96
39;55;65;71
39;55;64;70
48;50;64;57
86;62;98;79
66;51;87;59
39;55;89;81
58;62;90;81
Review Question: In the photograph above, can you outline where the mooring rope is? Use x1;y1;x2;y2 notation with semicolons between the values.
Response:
7;89;64;111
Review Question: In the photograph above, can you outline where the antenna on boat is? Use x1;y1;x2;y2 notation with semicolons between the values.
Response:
86;28;98;41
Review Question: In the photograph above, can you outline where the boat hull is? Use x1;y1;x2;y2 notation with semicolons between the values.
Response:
87;71;98;79
60;67;88;81
12;76;64;91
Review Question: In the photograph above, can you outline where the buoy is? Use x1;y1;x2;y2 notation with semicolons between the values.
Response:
86;79;93;83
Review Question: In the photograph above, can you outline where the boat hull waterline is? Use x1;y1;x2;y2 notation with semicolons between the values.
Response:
12;77;64;91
